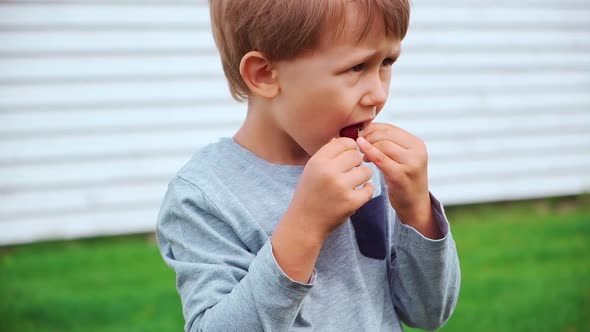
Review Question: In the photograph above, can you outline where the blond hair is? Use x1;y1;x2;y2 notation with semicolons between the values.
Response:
209;0;411;101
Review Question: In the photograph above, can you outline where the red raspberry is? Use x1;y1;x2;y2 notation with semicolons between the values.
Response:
340;124;363;140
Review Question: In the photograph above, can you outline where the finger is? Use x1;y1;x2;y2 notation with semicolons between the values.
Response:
343;165;373;188
372;140;409;164
334;149;363;172
361;124;414;149
356;136;398;173
350;181;375;208
362;122;412;138
317;137;358;159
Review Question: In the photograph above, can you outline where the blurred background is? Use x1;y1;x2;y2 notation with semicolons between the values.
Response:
1;0;588;331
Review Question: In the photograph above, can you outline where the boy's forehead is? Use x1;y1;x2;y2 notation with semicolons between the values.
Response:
319;2;392;48
315;4;397;52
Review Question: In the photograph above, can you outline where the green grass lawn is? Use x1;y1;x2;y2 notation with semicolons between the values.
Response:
1;195;589;332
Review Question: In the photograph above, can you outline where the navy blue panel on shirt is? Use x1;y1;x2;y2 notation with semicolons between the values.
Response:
350;194;387;260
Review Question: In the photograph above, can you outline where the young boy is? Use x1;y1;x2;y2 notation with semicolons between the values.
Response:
156;0;460;331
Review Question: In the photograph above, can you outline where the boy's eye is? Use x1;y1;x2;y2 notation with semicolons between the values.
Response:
382;57;395;67
351;63;364;72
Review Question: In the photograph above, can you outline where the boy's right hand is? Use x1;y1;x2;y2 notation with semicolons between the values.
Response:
289;137;375;240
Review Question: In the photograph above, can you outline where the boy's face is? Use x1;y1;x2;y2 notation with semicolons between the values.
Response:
273;6;401;160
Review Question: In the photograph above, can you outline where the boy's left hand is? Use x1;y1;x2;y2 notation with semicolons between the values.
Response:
357;123;443;239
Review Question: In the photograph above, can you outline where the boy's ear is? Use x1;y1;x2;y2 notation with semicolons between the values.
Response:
239;51;279;99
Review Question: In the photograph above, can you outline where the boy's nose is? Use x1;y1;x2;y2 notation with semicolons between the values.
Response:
360;75;388;108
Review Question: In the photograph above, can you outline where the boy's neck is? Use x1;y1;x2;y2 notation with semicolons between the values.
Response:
233;101;310;166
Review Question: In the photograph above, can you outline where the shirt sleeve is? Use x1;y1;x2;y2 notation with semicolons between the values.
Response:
388;192;461;330
156;176;314;332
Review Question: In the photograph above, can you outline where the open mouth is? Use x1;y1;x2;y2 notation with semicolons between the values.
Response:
339;123;364;140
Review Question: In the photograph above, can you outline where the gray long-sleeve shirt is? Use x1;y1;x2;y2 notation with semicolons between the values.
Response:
156;137;460;331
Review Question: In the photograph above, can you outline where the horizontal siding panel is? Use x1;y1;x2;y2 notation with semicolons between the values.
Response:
2;105;586;137
389;71;590;92
1;161;588;238
387;111;590;139
0;4;209;26
2;144;588;192
3;0;589;6
0;55;224;82
0;156;184;191
1;112;588;164
0;126;241;165
2;160;588;224
1;0;204;3
2;4;589;28
430;153;590;183
2;72;588;107
1;135;588;220
433;171;589;206
2;5;589;28
2;30;589;56
2;169;588;245
0;183;165;221
1;91;588;115
0;30;215;54
0;106;244;136
2;51;590;83
389;92;590;114
428;132;590;160
412;7;590;27
394;51;590;72
402;30;590;51
418;0;590;6
0;80;232;107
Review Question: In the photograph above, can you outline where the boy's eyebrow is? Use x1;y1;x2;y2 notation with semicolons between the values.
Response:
346;48;402;65
387;49;401;62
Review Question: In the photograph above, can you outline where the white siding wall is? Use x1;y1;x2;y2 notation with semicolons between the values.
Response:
1;0;589;245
